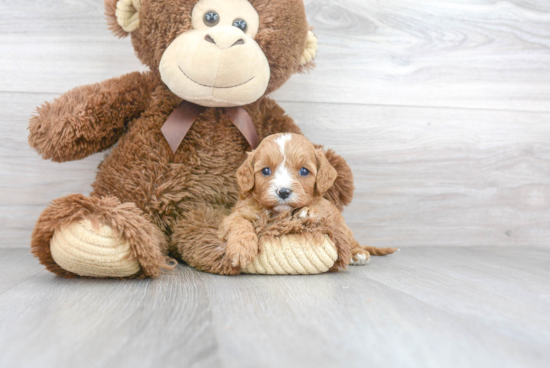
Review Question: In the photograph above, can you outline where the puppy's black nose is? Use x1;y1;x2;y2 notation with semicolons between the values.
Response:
277;188;292;200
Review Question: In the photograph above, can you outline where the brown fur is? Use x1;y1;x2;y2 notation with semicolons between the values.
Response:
320;148;355;211
31;194;171;278
219;134;397;271
29;71;157;162
28;0;356;277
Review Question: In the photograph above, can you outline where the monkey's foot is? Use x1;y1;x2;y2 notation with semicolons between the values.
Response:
51;219;140;278
32;194;171;278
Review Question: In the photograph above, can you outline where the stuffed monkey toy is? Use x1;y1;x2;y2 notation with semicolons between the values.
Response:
28;0;356;278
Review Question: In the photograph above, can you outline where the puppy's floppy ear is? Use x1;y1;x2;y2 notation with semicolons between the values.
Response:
315;149;338;196
237;151;256;196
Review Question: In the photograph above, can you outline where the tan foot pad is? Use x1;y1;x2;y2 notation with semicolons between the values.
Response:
50;219;141;278
242;234;338;275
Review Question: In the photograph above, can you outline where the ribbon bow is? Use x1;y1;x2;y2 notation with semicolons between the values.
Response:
161;101;260;153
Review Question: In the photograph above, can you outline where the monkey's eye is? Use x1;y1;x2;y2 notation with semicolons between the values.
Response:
299;167;310;177
204;11;220;26
233;19;247;32
261;167;272;176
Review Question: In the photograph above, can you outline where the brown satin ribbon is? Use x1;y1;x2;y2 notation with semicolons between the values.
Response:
161;101;259;153
223;106;260;150
161;102;205;153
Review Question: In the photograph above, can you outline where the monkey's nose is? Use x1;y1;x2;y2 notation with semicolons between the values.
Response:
204;32;245;49
277;188;292;200
204;34;216;44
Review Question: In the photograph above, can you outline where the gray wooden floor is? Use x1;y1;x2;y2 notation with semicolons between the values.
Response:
0;247;548;368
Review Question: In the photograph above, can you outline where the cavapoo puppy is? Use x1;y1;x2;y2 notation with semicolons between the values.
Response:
219;133;397;270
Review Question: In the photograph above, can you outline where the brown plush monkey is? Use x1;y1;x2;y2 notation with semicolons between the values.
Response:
28;0;355;278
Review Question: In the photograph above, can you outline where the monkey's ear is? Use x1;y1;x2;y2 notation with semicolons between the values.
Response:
300;31;318;68
237;151;256;196
315;149;338;197
105;0;142;38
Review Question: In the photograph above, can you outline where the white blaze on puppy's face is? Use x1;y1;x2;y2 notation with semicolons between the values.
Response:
270;134;295;212
274;134;292;156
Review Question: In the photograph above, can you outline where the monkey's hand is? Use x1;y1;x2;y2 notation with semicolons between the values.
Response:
28;71;156;162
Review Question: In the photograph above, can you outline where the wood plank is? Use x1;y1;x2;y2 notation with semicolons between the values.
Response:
0;249;43;294
201;247;550;368
2;0;550;111
274;0;550;111
0;262;221;368
364;247;550;347
1;247;548;368
0;0;146;93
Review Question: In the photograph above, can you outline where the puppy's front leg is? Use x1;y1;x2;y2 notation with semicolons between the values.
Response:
294;206;320;221
219;209;259;269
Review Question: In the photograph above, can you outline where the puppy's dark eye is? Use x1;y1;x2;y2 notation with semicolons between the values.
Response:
204;11;220;26
233;19;247;32
262;167;272;176
299;167;310;177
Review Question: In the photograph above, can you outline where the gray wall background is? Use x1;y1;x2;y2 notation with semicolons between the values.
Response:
1;0;549;248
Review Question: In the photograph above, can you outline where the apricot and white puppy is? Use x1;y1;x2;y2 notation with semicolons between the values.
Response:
238;133;337;214
219;133;397;269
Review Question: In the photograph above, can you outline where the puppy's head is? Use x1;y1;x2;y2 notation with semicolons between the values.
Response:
237;133;338;212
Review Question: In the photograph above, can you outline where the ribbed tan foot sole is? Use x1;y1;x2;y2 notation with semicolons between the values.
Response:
50;219;141;278
242;234;338;275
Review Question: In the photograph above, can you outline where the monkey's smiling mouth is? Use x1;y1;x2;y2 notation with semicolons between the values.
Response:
178;66;255;89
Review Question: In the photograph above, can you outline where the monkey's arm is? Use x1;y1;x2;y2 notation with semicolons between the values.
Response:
258;98;355;210
28;71;157;162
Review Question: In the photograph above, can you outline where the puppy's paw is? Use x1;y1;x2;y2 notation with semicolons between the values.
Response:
295;207;320;220
225;234;259;269
350;250;370;266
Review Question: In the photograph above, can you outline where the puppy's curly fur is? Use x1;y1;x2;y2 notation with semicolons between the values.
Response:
219;134;397;271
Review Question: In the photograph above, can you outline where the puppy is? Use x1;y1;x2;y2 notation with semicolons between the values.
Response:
219;133;397;270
